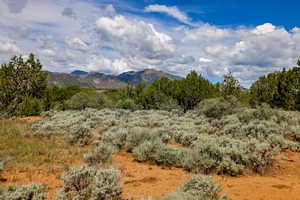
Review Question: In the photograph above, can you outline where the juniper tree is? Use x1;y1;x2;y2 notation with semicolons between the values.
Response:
0;54;48;115
221;72;242;98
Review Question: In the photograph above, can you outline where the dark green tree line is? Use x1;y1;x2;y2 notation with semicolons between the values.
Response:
250;61;300;110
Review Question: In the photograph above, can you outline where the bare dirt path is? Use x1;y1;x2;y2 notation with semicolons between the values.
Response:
113;151;300;200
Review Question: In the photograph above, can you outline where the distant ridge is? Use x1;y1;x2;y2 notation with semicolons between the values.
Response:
117;69;181;85
70;70;88;76
47;69;182;89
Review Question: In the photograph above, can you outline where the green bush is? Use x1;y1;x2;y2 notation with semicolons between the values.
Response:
0;184;47;200
17;98;44;116
44;86;81;111
116;98;139;111
162;176;227;200
66;91;106;110
196;96;240;119
55;165;122;200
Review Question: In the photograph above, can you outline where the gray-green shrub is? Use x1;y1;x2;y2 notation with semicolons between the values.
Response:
67;126;92;146
162;176;227;200
101;128;128;152
174;131;199;147
126;127;152;152
183;135;276;175
133;139;188;167
55;165;121;200
0;184;47;200
83;143;114;166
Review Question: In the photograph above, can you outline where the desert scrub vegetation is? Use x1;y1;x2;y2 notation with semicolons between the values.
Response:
0;183;47;200
162;176;227;200
67;126;92;146
31;97;300;175
83;142;114;166
55;165;121;200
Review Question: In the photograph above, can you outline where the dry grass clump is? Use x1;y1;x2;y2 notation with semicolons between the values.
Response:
0;154;7;175
0;119;89;172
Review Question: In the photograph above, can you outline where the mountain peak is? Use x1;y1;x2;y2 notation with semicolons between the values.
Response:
70;70;88;76
117;68;181;85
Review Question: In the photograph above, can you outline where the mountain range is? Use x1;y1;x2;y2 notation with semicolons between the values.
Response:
47;69;181;89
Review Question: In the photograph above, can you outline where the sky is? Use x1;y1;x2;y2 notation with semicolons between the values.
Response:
0;0;300;87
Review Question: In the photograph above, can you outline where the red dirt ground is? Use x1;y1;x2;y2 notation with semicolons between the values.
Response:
1;151;300;199
112;152;193;199
18;116;44;121
113;151;300;200
215;151;300;200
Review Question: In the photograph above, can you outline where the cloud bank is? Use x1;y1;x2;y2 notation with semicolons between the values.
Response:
0;0;299;86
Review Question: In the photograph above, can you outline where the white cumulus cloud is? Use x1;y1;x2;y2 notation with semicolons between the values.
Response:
96;15;175;59
84;55;131;74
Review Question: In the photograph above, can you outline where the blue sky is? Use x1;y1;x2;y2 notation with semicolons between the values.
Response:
0;0;300;86
110;0;300;29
